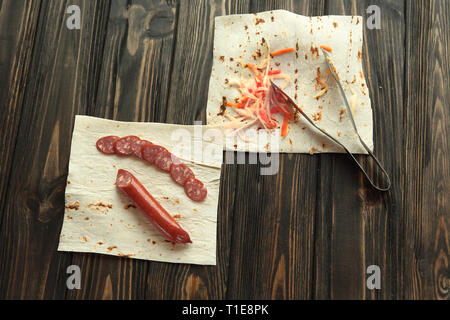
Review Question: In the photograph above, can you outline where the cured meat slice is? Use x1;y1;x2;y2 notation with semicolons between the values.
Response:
132;139;153;158
114;136;140;156
154;150;175;172
184;178;207;202
142;145;168;164
96;136;120;154
170;163;195;186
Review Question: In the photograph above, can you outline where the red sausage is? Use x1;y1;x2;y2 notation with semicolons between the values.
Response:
96;136;120;154
116;169;191;244
142;145;168;164
154;150;178;172
170;163;195;185
114;136;140;156
132;139;153;158
184;178;207;202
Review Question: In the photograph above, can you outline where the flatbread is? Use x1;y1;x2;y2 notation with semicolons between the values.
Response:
58;115;222;265
206;10;373;154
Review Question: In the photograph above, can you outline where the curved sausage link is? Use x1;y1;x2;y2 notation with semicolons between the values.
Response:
116;169;191;244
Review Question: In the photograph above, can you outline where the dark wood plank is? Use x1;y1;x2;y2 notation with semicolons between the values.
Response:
0;0;42;246
315;0;406;299
0;0;445;301
164;0;251;124
224;0;325;300
0;0;110;299
66;0;179;299
142;0;251;300
92;0;179;123
403;0;449;300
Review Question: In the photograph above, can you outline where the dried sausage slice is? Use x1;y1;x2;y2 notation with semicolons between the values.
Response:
154;150;175;172
142;145;168;164
114;136;140;156
132;139;153;158
96;136;120;154
170;163;195;186
184;178;207;202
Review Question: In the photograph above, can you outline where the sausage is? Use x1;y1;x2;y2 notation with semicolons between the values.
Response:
96;136;120;154
184;178;207;202
154;150;179;172
132;139;153;158
116;169;191;244
114;136;140;156
170;163;195;185
142;145;168;164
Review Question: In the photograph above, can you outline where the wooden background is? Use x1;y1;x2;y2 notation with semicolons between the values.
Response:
0;0;448;300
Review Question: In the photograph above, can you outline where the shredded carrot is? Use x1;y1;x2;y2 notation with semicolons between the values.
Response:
268;69;281;75
270;47;295;57
330;65;337;75
316;68;327;88
281;114;289;137
313;67;329;99
240;96;249;103
221;50;295;138
245;63;259;74
317;78;327;88
271;106;294;120
326;56;340;80
325;68;331;76
320;45;333;53
226;101;244;108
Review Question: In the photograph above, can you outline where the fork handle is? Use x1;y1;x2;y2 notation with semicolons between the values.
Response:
298;108;391;191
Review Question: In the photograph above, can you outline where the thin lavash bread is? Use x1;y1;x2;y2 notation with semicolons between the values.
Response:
58;116;222;265
206;10;374;154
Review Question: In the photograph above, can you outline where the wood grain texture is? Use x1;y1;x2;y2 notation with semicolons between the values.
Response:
145;0;250;300
0;0;42;243
224;0;325;300
317;0;406;300
68;0;179;299
403;0;449;300
0;0;110;299
0;0;448;300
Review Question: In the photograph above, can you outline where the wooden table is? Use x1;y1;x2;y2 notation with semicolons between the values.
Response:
0;0;448;300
